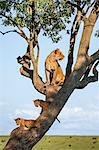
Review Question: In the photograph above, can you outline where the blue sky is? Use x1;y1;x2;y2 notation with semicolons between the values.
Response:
0;19;99;135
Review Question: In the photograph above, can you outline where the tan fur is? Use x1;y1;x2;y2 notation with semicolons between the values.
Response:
15;118;36;130
33;99;60;123
34;99;49;114
45;48;65;85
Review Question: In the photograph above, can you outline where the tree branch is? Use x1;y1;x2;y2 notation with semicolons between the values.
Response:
0;13;29;42
0;30;17;35
35;38;40;63
66;1;83;13
0;13;17;26
76;61;99;89
30;41;46;92
19;66;33;79
79;1;99;55
85;1;96;14
90;49;99;63
77;48;99;80
66;10;81;77
82;1;87;9
17;55;46;95
18;28;29;42
74;1;99;71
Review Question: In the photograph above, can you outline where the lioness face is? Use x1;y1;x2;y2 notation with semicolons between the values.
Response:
54;49;64;60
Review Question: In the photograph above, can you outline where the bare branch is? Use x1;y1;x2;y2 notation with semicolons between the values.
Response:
17;53;46;95
0;30;17;35
85;1;96;14
76;61;99;89
80;49;99;79
90;49;99;63
0;29;29;42
18;28;29;42
36;42;40;63
30;41;35;64
66;10;81;77
19;66;33;79
82;1;87;9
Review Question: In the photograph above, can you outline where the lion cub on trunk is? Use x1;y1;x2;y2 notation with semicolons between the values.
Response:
45;48;65;85
34;99;50;114
15;118;37;130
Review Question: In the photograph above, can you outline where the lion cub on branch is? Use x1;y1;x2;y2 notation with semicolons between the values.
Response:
34;99;50;114
45;48;65;85
15;118;37;130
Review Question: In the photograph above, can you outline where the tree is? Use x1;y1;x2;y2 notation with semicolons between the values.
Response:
0;0;99;149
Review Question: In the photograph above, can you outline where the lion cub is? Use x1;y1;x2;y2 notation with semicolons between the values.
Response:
15;118;37;130
33;99;60;123
34;99;49;114
45;48;65;85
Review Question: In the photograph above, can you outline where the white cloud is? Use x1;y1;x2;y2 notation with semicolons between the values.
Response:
1;103;99;135
15;109;39;117
9;106;41;121
59;106;99;120
51;105;99;135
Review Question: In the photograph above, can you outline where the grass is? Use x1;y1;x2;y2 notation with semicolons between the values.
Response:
0;136;99;150
0;136;9;150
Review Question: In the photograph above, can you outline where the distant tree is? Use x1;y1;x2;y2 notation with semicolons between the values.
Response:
0;0;99;150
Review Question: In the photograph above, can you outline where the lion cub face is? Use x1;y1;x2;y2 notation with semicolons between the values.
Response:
15;118;22;126
14;118;36;130
54;49;64;60
33;99;40;107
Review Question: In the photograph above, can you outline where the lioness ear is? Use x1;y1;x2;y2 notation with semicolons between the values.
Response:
55;49;58;54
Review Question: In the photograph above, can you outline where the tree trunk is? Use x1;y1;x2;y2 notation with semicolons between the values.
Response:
4;74;76;150
4;65;90;150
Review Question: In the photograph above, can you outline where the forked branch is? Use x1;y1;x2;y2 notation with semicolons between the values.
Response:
76;61;99;89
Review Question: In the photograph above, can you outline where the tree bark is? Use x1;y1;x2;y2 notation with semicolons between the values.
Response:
74;1;98;70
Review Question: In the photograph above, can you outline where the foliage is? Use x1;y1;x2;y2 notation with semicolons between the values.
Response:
0;0;93;43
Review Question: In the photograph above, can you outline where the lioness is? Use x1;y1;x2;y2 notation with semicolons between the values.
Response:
45;48;65;85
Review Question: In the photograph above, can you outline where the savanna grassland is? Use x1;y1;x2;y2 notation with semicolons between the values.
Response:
0;136;99;150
